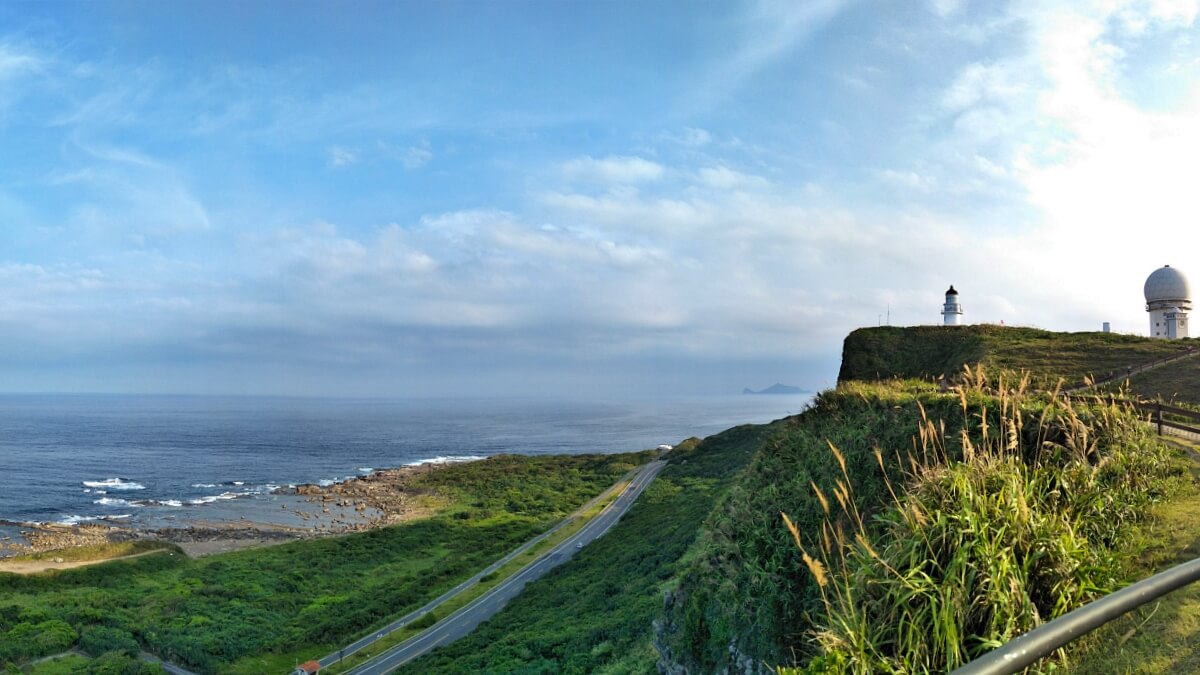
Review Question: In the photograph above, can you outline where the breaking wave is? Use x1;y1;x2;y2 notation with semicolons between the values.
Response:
82;478;145;491
93;497;141;507
188;492;240;505
404;455;488;467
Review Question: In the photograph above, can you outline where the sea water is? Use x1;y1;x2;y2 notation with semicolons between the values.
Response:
0;393;811;528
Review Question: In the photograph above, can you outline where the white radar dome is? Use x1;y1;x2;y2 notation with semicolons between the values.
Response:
1144;265;1191;304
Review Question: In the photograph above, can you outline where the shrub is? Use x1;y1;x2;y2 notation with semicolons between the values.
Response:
410;611;438;629
80;626;141;657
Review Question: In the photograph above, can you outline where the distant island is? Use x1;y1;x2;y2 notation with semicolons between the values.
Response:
742;383;809;395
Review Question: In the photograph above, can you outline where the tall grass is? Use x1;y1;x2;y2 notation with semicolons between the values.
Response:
784;369;1179;674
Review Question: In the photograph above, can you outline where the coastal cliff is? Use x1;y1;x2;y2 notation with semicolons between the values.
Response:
655;326;1194;673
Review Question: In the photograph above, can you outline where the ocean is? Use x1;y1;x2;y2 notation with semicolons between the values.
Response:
0;393;811;534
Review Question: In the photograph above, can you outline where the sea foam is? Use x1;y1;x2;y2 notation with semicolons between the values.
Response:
82;478;145;491
188;492;239;505
93;497;142;507
404;455;488;467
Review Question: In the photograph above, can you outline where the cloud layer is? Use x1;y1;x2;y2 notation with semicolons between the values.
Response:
1;1;1199;396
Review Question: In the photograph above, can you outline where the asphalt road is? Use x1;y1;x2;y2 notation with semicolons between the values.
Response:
138;652;197;675
338;458;668;675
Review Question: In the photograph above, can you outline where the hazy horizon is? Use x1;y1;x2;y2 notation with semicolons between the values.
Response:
2;1;1198;397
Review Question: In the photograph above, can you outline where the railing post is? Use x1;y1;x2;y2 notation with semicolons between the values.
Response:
1157;404;1164;436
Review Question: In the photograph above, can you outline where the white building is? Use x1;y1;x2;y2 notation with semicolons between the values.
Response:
941;285;963;325
1145;265;1191;339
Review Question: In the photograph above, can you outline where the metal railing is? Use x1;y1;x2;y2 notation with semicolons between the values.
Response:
951;393;1200;673
951;556;1200;675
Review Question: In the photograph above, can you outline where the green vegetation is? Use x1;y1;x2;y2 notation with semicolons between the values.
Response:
6;326;1196;674
662;367;1190;673
403;452;650;519
0;452;649;673
392;427;767;674
3;540;178;565
1065;442;1200;674
839;325;1191;389
1123;356;1200;405
324;476;634;673
787;384;1181;672
26;653;165;675
659;380;978;670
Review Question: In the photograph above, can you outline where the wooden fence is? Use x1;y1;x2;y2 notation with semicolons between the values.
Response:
1066;394;1200;436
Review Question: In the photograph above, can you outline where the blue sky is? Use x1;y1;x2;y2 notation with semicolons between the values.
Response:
2;0;1200;396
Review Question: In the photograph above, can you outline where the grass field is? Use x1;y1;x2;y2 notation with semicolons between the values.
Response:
0;452;652;673
1123;356;1200;405
319;477;633;674
1065;446;1200;674
839;325;1192;390
393;427;767;674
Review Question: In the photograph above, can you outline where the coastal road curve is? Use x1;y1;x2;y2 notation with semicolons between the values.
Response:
316;458;662;669
338;458;668;675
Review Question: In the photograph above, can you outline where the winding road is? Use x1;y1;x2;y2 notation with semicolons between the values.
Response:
331;458;667;674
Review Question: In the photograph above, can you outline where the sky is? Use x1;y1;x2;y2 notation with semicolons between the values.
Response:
2;0;1200;397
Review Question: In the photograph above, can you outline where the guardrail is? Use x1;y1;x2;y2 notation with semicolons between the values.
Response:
952;393;1200;673
950;557;1200;675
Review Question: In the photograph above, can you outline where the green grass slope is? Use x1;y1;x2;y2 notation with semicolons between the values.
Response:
839;325;1190;389
1065;445;1200;674
1123;356;1200;406
656;381;983;671
661;378;1186;673
0;453;649;673
394;424;771;675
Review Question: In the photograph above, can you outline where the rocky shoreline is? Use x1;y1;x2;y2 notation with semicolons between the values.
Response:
280;462;449;527
0;460;463;559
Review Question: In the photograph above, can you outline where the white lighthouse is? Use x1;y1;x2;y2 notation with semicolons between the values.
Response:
941;285;963;325
1145;265;1191;339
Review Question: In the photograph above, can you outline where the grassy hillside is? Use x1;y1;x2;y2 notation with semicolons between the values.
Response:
394;424;771;674
0;453;650;673
1065;442;1200;674
7;326;1193;674
660;376;1186;673
839;325;1190;389
657;381;981;670
1123;356;1200;405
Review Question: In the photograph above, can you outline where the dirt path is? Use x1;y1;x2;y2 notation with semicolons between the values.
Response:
0;547;170;575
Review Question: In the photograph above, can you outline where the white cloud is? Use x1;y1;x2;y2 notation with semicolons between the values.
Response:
696;165;770;190
561;155;664;184
929;0;964;18
941;61;1029;112
662;127;712;147
51;138;212;238
704;0;850;100
402;144;433;169
329;145;357;167
877;169;938;193
930;1;1200;331
0;42;41;80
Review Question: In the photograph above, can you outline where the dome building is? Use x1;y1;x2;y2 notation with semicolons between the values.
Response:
1145;265;1191;339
